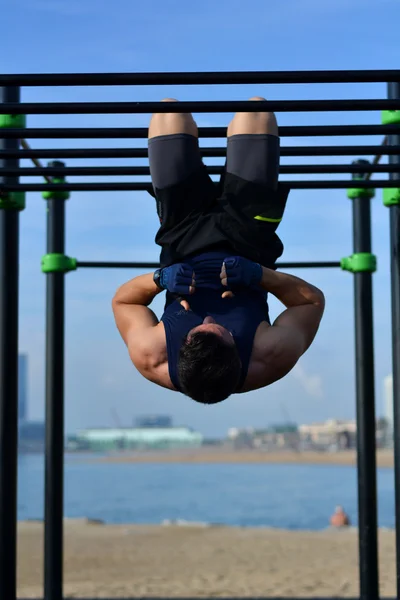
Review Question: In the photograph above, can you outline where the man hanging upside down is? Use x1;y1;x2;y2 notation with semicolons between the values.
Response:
112;98;325;404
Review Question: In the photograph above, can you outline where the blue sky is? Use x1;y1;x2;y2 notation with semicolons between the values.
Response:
3;0;399;437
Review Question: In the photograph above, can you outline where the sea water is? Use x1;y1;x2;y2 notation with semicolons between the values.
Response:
18;453;395;530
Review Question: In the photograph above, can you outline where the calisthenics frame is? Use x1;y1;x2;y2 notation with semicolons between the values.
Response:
0;70;399;600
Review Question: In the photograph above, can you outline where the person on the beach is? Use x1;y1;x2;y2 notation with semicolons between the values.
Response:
112;98;325;403
330;506;351;528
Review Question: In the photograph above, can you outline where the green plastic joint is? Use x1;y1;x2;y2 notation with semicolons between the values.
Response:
0;191;26;211
347;187;375;200
42;178;70;201
382;110;400;126
347;161;375;199
0;114;26;129
341;253;377;274
41;253;77;274
383;188;400;207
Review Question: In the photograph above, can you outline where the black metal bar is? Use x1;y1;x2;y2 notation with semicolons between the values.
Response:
0;180;394;192
352;179;379;600
0;86;20;600
2;164;400;177
0;69;399;86
77;260;341;269
1;145;400;160
44;163;66;600
387;81;400;598
0;124;399;139
2;99;400;115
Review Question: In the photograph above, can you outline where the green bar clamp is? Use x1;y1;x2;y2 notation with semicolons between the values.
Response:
0;114;26;128
42;178;70;201
347;158;375;200
0;114;26;210
383;187;400;207
347;159;375;199
0;191;25;210
341;253;377;273
381;113;400;207
41;253;77;274
347;187;375;199
382;110;400;125
42;161;70;200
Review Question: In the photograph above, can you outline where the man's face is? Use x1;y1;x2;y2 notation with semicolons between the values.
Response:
188;316;235;346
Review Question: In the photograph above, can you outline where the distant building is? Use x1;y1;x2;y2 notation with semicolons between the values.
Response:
16;353;46;452
384;375;393;432
68;426;203;452
18;354;28;423
19;421;46;453
227;424;299;450
298;419;356;450
135;415;172;429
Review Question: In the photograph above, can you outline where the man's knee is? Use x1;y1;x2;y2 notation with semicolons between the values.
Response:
149;98;198;139
249;96;267;102
228;97;278;137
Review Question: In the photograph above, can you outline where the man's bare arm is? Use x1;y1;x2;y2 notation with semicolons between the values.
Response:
260;266;325;351
248;268;325;388
112;272;175;389
260;267;325;309
112;272;163;345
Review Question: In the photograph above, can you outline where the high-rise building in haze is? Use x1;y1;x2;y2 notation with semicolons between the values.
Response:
18;354;28;423
384;374;393;432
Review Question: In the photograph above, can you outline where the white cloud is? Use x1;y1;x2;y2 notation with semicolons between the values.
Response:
291;363;324;400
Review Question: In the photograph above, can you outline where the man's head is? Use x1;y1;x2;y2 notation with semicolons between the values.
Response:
177;316;241;404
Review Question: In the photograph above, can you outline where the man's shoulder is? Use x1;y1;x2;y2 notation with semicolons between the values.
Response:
241;322;302;392
128;323;176;391
128;322;166;366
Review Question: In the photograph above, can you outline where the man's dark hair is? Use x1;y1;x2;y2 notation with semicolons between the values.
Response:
177;331;241;404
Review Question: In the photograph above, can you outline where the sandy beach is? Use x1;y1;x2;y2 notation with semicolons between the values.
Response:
84;448;395;469
17;520;396;598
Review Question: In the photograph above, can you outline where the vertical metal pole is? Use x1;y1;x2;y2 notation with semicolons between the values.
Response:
0;86;21;600
351;167;379;600
44;162;67;600
387;81;400;597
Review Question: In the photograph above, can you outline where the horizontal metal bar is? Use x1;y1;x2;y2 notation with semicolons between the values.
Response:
77;260;342;269
1;124;399;139
3;164;400;177
0;180;391;191
2;99;400;115
1;69;399;86
1;145;399;160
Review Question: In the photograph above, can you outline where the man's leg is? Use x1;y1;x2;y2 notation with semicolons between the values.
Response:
149;100;218;267
218;97;288;267
148;98;216;227
226;96;279;190
149;99;198;195
149;98;197;138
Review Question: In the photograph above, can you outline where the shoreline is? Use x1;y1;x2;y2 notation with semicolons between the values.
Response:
17;517;394;532
73;448;394;468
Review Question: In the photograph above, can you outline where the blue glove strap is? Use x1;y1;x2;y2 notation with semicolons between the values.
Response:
249;262;262;286
159;268;170;289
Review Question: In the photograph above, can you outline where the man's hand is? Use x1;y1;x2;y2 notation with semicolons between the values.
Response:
220;257;263;291
159;263;195;295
